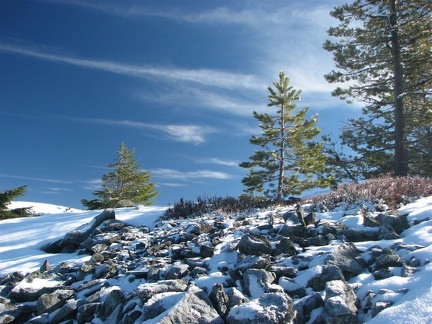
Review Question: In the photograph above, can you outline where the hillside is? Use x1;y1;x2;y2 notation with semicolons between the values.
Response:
0;197;431;323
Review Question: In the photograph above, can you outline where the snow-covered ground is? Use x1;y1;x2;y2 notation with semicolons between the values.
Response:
1;202;167;275
1;197;432;323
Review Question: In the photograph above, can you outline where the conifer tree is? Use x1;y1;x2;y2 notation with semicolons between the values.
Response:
240;71;330;202
82;143;158;209
324;0;432;178
0;185;32;220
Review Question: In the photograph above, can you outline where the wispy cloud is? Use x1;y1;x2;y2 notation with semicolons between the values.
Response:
0;43;262;91
135;86;264;116
152;168;233;181
0;173;71;184
74;118;215;145
196;157;240;167
82;179;102;191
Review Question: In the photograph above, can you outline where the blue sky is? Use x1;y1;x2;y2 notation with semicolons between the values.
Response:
0;0;361;208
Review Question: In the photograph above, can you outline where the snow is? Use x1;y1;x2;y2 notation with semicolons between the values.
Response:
0;201;167;274
1;197;432;323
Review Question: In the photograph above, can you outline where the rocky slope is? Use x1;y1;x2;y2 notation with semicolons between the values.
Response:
0;198;431;323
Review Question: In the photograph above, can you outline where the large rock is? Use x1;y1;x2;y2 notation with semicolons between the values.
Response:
136;279;188;302
318;280;358;323
238;233;272;256
97;288;124;321
36;289;74;315
209;283;230;319
41;210;116;253
278;224;308;238
227;292;294;324
376;213;409;234
234;254;271;273
326;242;367;280
339;228;379;242
9;278;65;302
307;265;345;292
154;285;224;324
275;238;297;256
242;268;276;299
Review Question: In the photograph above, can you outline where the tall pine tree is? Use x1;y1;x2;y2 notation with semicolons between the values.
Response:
324;0;432;178
82;143;158;209
240;71;330;202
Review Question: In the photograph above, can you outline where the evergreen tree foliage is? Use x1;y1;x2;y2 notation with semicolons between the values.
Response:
82;143;158;209
240;71;330;202
0;185;32;220
323;0;432;178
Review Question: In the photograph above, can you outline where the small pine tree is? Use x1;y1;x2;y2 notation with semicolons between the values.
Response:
0;185;32;220
240;71;331;202
82;143;159;209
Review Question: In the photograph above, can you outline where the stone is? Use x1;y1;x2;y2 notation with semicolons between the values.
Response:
242;268;275;299
227;292;294;324
378;225;401;240
303;292;324;320
41;210;116;253
97;288;124;321
279;224;308;238
324;280;357;316
234;254;271;273
155;285;224;324
307;265;345;292
77;302;101;323
209;283;230;319
225;287;249;309
137;279;188;302
275;238;297;255
307;235;328;246
326;242;366;280
339;228;379;242
142;291;184;321
268;265;297;279
164;263;190;280
9;280;64;302
50;299;81;324
36;289;74;315
199;245;215;258
238;233;272;256
376;213;409;234
375;249;402;269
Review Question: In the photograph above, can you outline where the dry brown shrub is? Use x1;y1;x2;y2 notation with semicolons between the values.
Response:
304;176;432;210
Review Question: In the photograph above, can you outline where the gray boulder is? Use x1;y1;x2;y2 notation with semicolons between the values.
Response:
97;288;124;321
279;224;308;238
209;283;230;319
227;292;294;324
155;285;224;324
242;268;275;299
275;238;297;255
234;254;271;273
9;280;64;302
307;265;345;292
36;289;74;315
137;279;188;302
164;263;190;280
238;233;272;256
326;242;367;280
41;210;115;253
225;287;249;309
319;279;358;323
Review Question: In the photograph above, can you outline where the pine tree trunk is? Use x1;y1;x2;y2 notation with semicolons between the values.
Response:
390;0;408;176
277;103;285;203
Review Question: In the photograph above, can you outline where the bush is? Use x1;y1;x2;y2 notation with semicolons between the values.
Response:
162;195;285;220
304;175;432;210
